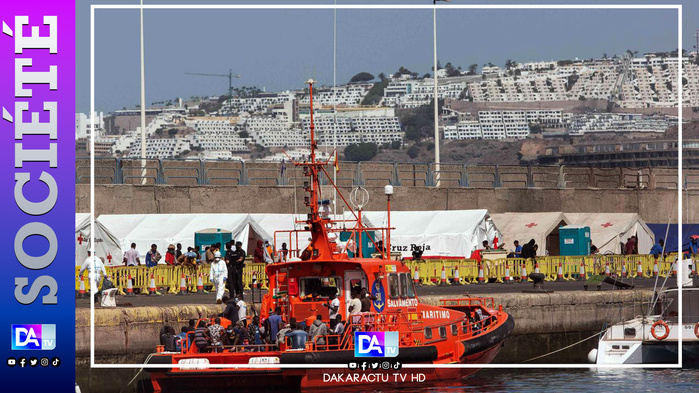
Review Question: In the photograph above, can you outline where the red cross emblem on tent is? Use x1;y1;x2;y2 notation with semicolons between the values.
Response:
601;222;613;228
525;222;537;228
77;232;84;245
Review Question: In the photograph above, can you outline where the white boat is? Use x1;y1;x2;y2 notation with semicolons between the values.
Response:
588;259;699;365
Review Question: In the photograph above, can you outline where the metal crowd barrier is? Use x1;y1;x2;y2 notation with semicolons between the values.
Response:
76;157;691;189
75;260;270;294
76;255;688;295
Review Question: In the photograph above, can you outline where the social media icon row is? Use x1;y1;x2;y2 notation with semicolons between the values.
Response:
347;361;401;371
7;357;59;368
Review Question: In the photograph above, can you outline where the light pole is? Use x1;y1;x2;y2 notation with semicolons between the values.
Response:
432;0;449;187
139;0;147;184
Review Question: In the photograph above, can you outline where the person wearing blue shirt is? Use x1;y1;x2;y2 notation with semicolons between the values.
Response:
649;239;664;257
265;307;283;344
514;240;522;258
175;326;188;352
688;236;699;255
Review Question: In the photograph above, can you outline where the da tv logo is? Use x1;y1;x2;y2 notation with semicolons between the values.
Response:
354;332;398;357
11;325;56;350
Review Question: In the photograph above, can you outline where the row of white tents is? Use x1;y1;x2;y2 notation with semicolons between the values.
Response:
75;211;655;266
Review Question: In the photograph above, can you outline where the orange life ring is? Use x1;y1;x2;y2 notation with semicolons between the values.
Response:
694;322;699;339
651;320;670;340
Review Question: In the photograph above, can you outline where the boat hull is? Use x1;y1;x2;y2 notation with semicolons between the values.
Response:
147;317;512;392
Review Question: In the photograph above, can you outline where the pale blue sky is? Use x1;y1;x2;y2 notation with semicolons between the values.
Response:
76;0;696;113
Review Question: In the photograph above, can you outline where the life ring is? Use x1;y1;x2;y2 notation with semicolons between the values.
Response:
694;322;699;339
651;320;670;340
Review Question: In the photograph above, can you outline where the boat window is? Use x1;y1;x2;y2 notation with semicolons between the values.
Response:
299;276;340;298
405;274;415;298
424;327;432;340
388;273;399;299
439;326;447;339
451;324;458;337
398;273;409;297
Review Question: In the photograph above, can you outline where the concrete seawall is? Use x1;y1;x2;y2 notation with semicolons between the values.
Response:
76;184;687;223
77;290;653;362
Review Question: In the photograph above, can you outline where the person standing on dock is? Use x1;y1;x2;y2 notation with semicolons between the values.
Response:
123;243;141;266
145;244;162;268
650;239;665;259
520;239;537;260
224;242;236;296
232;241;246;300
209;251;228;304
79;250;108;298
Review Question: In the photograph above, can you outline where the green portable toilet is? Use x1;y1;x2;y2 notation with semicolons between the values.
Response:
339;231;377;258
559;225;591;256
195;228;233;254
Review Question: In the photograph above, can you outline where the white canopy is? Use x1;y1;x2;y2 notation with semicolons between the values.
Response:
345;210;501;258
75;213;123;267
96;214;272;259
490;212;570;256
248;213;310;251
565;213;655;254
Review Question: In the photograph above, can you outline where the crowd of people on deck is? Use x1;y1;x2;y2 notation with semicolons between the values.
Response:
157;287;384;354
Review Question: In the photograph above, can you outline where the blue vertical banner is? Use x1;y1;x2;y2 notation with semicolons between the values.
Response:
0;0;75;389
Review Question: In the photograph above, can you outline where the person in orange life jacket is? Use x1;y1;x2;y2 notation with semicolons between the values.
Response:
254;239;265;264
264;240;274;263
145;244;162;267
164;244;176;266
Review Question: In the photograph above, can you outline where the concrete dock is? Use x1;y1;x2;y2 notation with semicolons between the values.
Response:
77;288;653;364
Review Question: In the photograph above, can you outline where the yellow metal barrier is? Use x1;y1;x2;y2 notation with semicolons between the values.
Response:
77;254;679;295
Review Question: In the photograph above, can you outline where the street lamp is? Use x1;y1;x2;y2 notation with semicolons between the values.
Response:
384;185;393;260
432;0;450;187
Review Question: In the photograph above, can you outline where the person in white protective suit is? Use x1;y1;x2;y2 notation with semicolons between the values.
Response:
79;250;108;299
209;251;228;304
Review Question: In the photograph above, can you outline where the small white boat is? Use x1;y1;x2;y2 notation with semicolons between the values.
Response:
589;259;699;365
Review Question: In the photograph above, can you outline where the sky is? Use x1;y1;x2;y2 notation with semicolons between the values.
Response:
76;0;698;114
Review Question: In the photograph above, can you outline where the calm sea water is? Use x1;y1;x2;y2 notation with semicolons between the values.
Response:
77;367;698;393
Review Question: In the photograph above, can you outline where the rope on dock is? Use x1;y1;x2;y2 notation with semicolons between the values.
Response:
520;331;601;363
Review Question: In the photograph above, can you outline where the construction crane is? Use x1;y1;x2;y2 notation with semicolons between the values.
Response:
185;69;241;117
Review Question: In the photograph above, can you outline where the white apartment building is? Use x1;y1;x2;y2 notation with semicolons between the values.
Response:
244;116;308;147
301;115;403;146
444;121;482;140
568;113;674;135
223;92;295;114
297;84;373;107
125;137;192;159
382;79;467;108
75;112;105;139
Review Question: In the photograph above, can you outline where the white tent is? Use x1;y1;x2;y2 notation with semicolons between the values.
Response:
75;213;123;267
96;214;272;259
345;210;501;258
490;212;570;256
248;213;310;251
565;213;655;254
